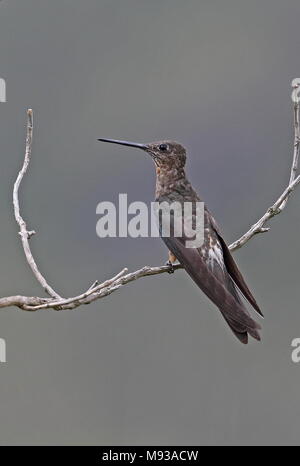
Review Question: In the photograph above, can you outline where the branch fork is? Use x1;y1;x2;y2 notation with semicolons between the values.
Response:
1;80;300;311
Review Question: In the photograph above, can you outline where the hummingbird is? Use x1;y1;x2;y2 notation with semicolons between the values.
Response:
98;138;263;343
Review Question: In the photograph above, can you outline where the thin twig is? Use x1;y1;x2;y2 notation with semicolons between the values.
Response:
229;173;300;251
0;264;182;311
279;78;300;210
229;79;300;251
23;268;128;310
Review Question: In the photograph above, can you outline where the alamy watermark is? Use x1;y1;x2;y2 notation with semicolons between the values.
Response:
96;194;204;248
0;338;6;363
0;77;6;102
291;338;300;363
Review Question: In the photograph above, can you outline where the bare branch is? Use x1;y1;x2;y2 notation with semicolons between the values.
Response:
0;296;52;310
229;173;300;251
279;78;300;209
13;109;62;299
1;80;300;312
229;79;300;251
0;264;183;311
23;268;129;311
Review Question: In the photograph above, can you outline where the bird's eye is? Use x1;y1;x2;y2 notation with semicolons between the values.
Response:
159;143;168;152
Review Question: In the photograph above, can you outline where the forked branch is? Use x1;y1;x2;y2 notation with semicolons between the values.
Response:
1;80;300;311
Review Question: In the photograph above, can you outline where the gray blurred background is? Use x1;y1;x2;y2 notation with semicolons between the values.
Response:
0;0;299;446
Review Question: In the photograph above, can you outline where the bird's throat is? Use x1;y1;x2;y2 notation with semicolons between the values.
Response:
155;165;192;200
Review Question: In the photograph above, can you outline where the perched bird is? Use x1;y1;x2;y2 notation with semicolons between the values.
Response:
98;138;263;343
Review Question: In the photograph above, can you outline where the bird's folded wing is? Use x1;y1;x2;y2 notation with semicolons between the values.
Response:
162;234;261;332
209;214;263;317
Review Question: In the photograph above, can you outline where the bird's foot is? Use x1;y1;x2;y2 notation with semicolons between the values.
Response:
165;260;175;274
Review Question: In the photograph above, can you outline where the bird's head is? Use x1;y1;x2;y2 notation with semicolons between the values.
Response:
98;138;186;170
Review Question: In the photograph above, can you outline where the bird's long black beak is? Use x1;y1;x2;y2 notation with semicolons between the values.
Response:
98;138;147;150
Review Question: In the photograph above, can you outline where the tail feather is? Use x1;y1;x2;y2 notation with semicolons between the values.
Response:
221;312;249;344
221;276;261;343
